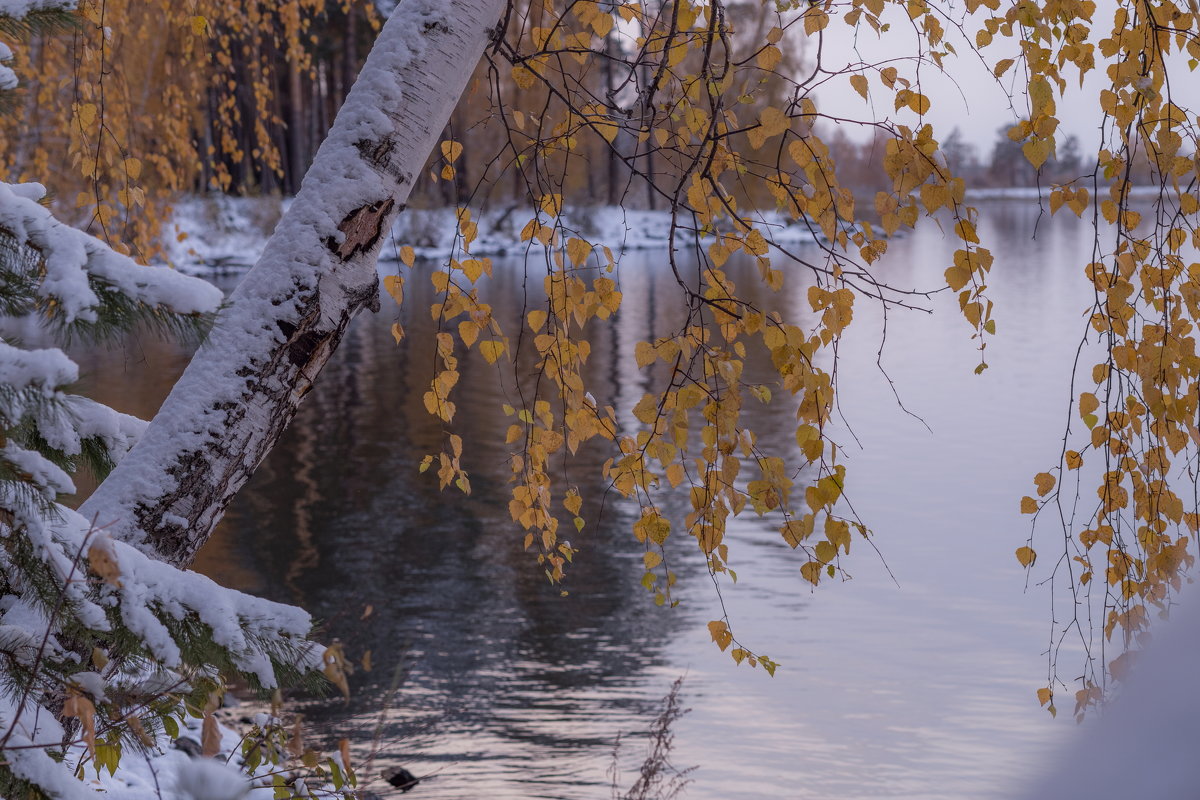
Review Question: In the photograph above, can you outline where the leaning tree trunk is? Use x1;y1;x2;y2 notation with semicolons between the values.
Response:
81;0;507;567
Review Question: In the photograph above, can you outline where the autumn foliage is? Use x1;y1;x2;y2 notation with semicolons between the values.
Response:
3;0;1199;710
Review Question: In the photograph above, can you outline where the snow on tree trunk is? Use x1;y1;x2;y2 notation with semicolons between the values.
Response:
81;0;507;567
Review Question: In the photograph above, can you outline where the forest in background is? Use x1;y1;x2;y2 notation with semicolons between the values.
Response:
0;0;1159;256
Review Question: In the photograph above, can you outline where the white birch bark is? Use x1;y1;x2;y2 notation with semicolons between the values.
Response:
81;0;508;567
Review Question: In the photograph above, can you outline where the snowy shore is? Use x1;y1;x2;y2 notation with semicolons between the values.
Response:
161;197;828;275
162;188;1168;275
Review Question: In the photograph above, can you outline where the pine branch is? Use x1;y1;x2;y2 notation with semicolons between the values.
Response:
0;7;79;39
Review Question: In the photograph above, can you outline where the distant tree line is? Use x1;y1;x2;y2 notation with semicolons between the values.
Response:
3;0;1189;236
825;122;1183;196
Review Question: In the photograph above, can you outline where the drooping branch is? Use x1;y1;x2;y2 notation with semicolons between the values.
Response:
81;0;507;567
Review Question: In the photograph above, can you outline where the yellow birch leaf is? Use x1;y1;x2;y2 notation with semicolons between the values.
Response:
667;40;687;67
707;620;733;651
1029;77;1053;113
528;309;548;332
1037;687;1053;706
567;237;591;266
512;65;536;89
804;8;830;34
323;646;352;699
945;265;971;291
63;694;97;756
815;540;836;563
480;340;506;364
382;275;404;306
757;44;783;70
1022;138;1051;169
781;517;813;547
127;715;153;747
1034;472;1056;497
202;712;221;757
759;105;790;138
594;117;619;143
1100;200;1118;224
77;103;97;128
390;323;404;344
744;229;769;255
462;259;484;282
399;245;415;266
955;219;979;244
1066;450;1082;469
1049;189;1065;215
1079;392;1099;416
190;15;207;36
850;74;869;99
1015;546;1037;566
960;294;981;325
88;542;122;588
591;12;614;37
635;341;656;368
666;462;686;487
458;320;480;348
633;394;659;424
441;140;463;163
1020;496;1039;514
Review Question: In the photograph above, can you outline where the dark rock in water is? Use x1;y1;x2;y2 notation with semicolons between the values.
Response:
384;767;420;792
172;737;203;758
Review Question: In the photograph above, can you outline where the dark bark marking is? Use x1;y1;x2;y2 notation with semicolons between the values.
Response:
288;330;326;368
325;198;395;261
276;319;297;338
355;136;397;167
345;276;381;315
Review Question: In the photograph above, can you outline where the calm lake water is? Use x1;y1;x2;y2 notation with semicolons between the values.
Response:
78;200;1115;798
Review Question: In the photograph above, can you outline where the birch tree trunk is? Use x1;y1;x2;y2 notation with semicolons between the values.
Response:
81;0;507;567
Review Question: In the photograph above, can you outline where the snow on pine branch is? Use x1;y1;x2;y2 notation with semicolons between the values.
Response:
0;1;77;90
0;340;143;494
0;506;321;797
0;181;223;323
97;528;321;684
0;0;74;16
0;41;15;91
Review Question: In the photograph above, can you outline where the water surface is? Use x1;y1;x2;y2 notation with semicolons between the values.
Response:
79;200;1115;798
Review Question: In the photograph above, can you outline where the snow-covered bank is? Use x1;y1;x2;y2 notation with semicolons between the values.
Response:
966;184;1165;200
163;189;1173;275
162;197;827;275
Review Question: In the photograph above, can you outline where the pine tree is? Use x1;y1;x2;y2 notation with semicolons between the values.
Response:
0;7;323;798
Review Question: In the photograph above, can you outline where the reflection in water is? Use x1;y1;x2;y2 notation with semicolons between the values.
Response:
70;201;1129;798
